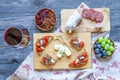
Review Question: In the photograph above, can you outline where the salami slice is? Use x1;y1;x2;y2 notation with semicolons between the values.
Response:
82;9;91;18
95;12;104;22
89;9;96;21
82;9;104;22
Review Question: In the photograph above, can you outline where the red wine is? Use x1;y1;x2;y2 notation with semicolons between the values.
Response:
4;25;30;48
4;27;22;45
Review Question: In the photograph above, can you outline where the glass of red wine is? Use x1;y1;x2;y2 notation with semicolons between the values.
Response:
4;25;30;48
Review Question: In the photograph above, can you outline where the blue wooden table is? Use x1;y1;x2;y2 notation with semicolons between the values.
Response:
0;0;120;80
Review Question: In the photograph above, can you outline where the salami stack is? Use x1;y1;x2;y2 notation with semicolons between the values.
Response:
65;2;105;33
82;9;104;23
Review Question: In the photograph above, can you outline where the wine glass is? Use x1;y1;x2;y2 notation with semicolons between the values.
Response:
4;25;30;48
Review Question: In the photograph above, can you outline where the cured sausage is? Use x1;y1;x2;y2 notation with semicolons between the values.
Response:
82;9;104;23
65;10;82;33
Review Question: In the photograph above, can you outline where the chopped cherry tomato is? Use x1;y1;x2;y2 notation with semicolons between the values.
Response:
79;41;84;47
76;62;81;66
72;60;77;66
48;62;52;66
70;40;74;45
36;47;42;52
42;57;47;62
36;42;40;47
82;58;88;62
44;36;49;43
83;52;87;58
43;39;47;47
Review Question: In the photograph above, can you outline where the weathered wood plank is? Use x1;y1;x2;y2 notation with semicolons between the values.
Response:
0;0;120;13
110;28;120;42
0;0;58;12
0;64;20;80
0;46;32;64
0;12;60;30
110;10;120;28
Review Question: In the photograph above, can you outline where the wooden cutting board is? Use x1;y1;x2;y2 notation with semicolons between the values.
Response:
61;8;110;33
33;32;91;70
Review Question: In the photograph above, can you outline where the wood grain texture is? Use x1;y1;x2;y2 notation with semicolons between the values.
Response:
34;33;91;70
0;64;20;80
61;8;110;32
0;12;60;30
0;0;120;80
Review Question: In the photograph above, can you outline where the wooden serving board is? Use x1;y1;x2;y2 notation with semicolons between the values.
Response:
61;8;110;33
34;32;91;70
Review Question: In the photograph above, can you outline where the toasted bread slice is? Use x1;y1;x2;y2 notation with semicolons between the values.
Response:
36;36;54;55
70;36;84;51
69;52;88;67
47;36;53;43
41;54;57;69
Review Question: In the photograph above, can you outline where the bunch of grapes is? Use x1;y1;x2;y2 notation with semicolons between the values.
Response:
94;37;115;59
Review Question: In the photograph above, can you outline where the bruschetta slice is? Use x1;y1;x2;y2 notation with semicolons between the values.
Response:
70;36;84;51
41;54;57;69
36;36;53;55
69;51;88;67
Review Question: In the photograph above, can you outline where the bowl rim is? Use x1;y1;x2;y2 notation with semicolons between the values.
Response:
93;37;115;61
34;8;57;31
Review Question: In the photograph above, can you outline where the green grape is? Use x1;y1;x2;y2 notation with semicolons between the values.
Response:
101;42;106;47
109;46;115;52
107;51;112;56
98;37;104;43
107;39;111;44
103;37;108;42
104;44;110;50
109;42;113;46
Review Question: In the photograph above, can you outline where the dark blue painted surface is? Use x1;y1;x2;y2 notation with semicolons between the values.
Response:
0;0;120;80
